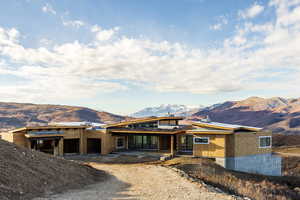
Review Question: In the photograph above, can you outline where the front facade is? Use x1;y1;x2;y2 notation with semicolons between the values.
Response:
0;117;281;175
188;121;281;176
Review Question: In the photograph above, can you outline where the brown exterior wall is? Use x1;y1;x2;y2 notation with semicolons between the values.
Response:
226;131;272;157
193;134;226;158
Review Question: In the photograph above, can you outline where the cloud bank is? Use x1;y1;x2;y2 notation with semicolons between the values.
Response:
1;0;300;103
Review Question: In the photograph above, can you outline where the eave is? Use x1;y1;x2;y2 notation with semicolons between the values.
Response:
105;116;184;128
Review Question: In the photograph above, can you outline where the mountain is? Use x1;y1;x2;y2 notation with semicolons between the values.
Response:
191;96;300;134
0;102;128;131
130;104;203;118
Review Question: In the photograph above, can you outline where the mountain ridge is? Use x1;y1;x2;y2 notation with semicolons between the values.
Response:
130;104;203;118
0;102;129;131
191;96;300;135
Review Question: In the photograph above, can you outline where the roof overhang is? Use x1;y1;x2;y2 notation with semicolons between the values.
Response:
109;129;185;135
11;125;88;133
186;130;233;135
192;122;262;132
105;116;184;128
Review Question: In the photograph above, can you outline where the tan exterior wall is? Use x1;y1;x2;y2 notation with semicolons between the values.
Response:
1;128;114;156
85;130;113;155
0;132;14;143
159;120;177;125
13;132;30;148
193;134;226;158
226;131;272;157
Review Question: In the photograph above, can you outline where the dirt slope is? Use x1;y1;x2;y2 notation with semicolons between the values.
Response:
0;139;105;200
0;102;129;131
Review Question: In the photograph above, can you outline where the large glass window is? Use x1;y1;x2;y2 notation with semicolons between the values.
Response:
179;135;193;152
128;135;158;150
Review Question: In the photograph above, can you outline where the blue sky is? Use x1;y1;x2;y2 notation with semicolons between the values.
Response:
0;0;300;115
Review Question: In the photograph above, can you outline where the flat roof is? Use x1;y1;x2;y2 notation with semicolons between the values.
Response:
186;129;233;135
192;121;262;132
50;122;106;127
11;125;88;133
105;116;184;128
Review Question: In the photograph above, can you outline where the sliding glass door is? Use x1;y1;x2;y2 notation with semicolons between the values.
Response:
178;135;193;153
128;135;158;150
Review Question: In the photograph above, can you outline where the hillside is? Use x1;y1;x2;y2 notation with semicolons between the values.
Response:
0;139;105;200
192;97;300;135
131;104;203;117
0;102;128;131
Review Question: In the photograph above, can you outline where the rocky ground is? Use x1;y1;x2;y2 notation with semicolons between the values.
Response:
0;139;106;200
37;163;239;200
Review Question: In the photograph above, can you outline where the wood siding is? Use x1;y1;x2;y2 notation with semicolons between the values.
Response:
226;131;272;157
193;135;226;158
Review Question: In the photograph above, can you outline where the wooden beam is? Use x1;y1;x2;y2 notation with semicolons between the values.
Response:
171;135;174;156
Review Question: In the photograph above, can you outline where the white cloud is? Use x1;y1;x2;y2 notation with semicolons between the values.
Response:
210;16;228;31
42;3;56;15
91;25;119;41
1;0;300;102
239;3;264;19
62;19;85;28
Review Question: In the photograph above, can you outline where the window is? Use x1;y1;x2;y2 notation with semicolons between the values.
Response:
116;137;125;149
194;137;209;144
259;136;272;148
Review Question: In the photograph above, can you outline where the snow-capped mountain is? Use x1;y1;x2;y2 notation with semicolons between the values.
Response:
130;104;204;117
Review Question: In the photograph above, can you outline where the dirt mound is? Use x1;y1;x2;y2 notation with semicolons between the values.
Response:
0;139;106;200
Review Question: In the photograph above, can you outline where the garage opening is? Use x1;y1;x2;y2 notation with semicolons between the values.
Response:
64;139;80;154
30;138;60;155
87;138;101;154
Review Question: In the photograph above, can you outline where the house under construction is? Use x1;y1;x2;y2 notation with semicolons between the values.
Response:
0;116;281;176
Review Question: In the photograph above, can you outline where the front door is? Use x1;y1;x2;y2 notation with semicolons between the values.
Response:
178;135;193;154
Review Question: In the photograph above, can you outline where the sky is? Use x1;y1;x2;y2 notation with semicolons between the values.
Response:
0;0;300;115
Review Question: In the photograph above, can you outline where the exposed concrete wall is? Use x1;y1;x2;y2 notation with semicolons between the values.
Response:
225;153;282;176
215;158;226;167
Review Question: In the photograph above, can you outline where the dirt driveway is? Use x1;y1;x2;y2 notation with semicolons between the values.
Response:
37;163;237;200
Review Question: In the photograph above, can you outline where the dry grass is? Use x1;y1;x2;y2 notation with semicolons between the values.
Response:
161;157;300;200
274;147;300;154
273;134;300;147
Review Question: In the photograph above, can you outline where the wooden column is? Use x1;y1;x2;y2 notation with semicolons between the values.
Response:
171;135;174;156
58;138;64;156
157;136;160;151
79;129;86;155
126;136;129;150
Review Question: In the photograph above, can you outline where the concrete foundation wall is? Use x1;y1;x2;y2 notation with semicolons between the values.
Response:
225;153;282;176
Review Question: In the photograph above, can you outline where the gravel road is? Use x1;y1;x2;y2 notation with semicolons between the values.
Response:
37;163;237;200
